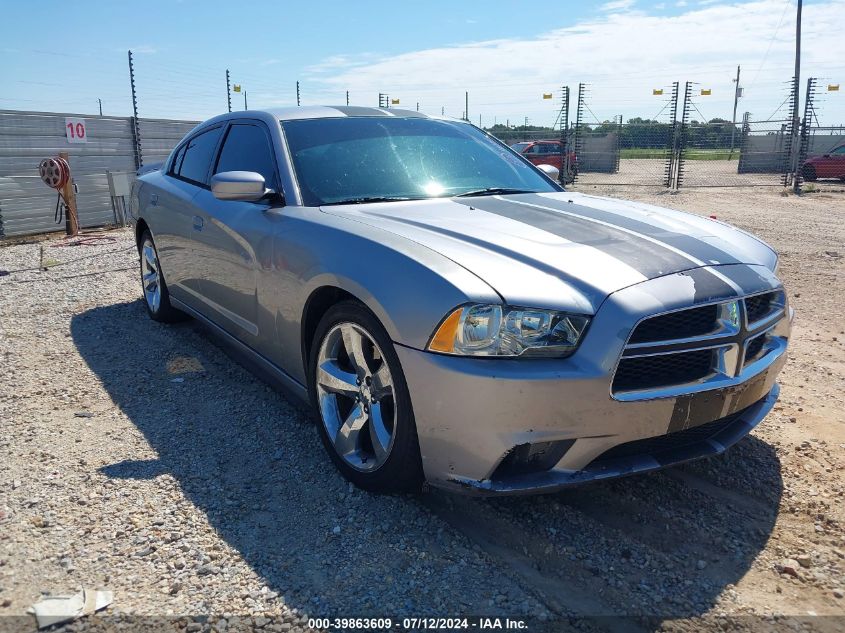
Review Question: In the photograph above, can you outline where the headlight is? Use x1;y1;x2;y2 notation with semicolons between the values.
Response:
428;304;590;357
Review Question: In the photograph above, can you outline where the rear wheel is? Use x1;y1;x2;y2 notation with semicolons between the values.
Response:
139;230;184;323
802;165;817;182
309;301;424;493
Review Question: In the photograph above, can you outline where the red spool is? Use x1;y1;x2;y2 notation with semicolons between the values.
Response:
38;156;70;190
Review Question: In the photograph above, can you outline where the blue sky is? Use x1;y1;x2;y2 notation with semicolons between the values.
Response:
1;0;843;125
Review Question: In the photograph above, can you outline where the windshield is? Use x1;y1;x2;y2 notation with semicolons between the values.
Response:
281;117;560;206
510;142;531;153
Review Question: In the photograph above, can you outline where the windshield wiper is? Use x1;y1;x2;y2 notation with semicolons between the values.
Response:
454;187;537;197
322;196;416;206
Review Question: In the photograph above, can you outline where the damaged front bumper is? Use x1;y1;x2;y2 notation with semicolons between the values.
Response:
397;264;792;496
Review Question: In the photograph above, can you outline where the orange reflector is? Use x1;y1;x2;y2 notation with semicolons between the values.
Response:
429;308;463;352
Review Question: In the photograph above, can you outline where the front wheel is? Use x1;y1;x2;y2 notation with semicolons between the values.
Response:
309;301;424;493
139;230;185;323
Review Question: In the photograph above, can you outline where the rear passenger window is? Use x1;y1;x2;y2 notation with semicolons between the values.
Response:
175;126;223;185
215;124;277;188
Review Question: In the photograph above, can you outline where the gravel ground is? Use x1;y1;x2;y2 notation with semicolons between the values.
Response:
0;187;843;632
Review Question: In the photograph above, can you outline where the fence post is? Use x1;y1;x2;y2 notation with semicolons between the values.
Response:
796;77;816;186
572;83;586;185
128;50;142;170
226;69;232;113
614;115;622;174
664;81;680;189
782;77;799;188
676;81;693;189
559;86;570;184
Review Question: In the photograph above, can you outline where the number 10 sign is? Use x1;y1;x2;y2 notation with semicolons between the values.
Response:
65;118;87;143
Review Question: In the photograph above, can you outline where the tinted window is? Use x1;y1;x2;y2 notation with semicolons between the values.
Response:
215;124;277;187
831;146;845;155
177;126;223;185
538;143;559;154
282;117;558;206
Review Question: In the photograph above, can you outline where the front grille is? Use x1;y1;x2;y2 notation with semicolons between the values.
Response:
628;304;720;343
745;291;779;324
591;405;750;464
612;349;713;392
744;334;767;365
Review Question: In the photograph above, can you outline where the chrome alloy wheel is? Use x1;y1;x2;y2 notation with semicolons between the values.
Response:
315;322;397;472
141;238;161;313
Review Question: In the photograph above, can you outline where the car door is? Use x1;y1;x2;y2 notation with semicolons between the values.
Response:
537;142;562;169
188;120;281;347
155;125;224;308
820;145;845;178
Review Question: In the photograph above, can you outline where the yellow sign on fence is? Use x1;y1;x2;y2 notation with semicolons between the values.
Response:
233;85;242;93
391;98;400;105
829;84;840;92
700;88;712;96
543;93;553;99
653;88;664;95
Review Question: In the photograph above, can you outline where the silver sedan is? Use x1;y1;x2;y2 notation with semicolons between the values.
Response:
130;106;792;495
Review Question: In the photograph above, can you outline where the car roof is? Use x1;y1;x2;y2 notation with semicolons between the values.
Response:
265;105;437;121
185;106;470;139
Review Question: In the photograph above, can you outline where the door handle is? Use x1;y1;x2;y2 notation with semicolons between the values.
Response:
192;215;204;231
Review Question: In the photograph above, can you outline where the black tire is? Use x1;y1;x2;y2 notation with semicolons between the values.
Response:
308;300;424;493
802;165;817;182
138;230;185;323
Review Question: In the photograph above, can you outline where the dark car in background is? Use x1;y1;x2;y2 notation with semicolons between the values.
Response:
801;142;845;181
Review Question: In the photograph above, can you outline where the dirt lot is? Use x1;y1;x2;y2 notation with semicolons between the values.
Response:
1;187;843;632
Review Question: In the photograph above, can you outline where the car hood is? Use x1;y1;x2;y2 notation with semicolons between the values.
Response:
320;191;777;313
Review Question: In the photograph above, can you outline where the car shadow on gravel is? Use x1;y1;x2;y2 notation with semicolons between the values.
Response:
72;299;784;624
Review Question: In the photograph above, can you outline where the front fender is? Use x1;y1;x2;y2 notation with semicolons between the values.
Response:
265;208;501;386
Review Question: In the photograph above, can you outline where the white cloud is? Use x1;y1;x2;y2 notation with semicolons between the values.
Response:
601;0;637;10
303;0;845;126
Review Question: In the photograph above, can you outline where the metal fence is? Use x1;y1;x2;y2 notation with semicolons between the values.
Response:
794;78;845;190
488;80;826;191
0;109;197;238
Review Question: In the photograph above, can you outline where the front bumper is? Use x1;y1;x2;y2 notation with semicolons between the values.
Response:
396;264;791;496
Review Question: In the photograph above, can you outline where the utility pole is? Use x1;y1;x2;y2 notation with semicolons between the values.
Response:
416;102;419;112
465;92;469;121
346;90;349;106
243;90;248;110
296;81;301;106
98;98;102;116
127;50;141;170
730;65;741;153
226;69;232;113
791;0;803;192
441;106;444;115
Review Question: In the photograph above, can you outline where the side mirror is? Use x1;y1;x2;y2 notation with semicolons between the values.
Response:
537;164;560;181
211;171;270;202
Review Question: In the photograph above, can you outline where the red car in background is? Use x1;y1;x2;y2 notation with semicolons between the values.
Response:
801;143;845;181
510;139;576;180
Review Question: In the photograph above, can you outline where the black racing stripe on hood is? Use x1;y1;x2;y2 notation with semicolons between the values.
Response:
518;194;743;266
678;266;740;303
453;197;695;278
